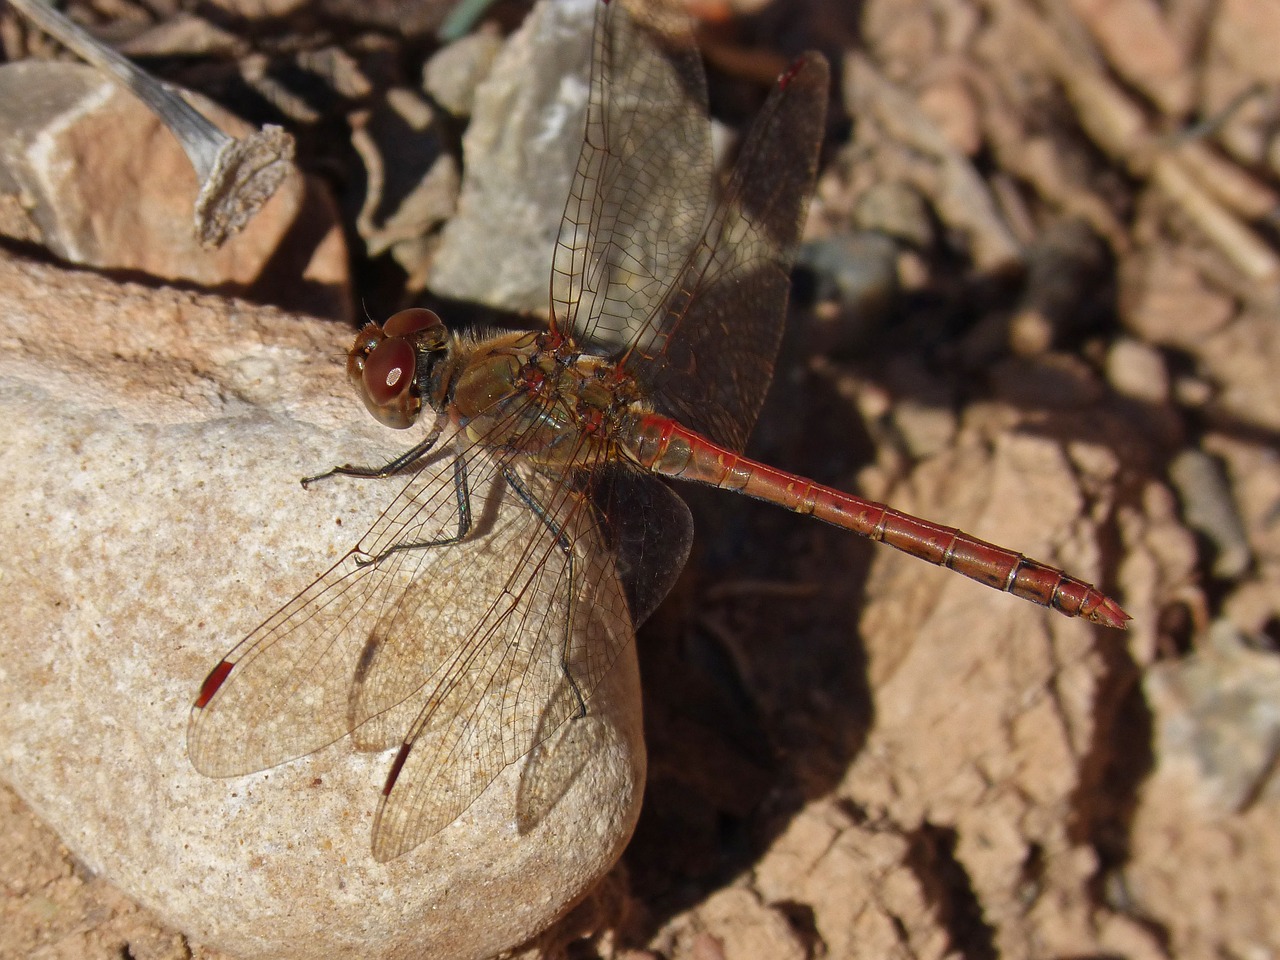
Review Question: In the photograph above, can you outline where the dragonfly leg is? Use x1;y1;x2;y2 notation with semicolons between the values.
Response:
502;467;588;721
301;423;444;488
359;456;473;566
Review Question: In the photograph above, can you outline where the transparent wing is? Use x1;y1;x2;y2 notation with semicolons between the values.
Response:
368;460;634;861
187;432;489;777
551;0;713;356
622;53;829;451
553;0;828;450
592;465;693;627
187;400;637;860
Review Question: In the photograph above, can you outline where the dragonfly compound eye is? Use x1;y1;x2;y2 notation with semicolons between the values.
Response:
361;336;420;428
383;307;444;340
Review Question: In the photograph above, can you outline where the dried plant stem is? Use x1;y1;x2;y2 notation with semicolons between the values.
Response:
9;0;295;248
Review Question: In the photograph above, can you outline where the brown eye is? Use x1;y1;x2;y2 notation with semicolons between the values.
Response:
384;308;443;339
363;337;415;407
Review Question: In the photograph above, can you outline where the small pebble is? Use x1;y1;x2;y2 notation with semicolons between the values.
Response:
1106;337;1171;405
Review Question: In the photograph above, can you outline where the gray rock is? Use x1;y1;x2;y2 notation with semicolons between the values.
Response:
423;31;504;118
1146;621;1280;815
1167;449;1252;580
429;0;595;314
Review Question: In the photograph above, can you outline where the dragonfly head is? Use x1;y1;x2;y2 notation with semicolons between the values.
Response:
347;308;450;429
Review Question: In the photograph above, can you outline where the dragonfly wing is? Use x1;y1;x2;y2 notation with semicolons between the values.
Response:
552;0;713;356
592;466;693;627
368;462;634;861
553;0;828;451
624;52;830;451
512;672;594;836
344;450;550;754
187;432;493;777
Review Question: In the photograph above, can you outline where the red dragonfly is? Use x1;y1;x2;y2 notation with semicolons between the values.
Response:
189;0;1129;862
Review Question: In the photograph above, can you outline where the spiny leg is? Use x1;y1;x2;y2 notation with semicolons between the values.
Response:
357;455;473;566
302;423;444;487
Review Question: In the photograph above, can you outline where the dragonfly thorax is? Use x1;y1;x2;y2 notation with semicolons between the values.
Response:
448;330;649;469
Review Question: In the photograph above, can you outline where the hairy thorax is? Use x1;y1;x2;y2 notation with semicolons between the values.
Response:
440;330;649;470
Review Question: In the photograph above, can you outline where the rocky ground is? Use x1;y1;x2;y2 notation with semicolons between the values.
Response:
2;0;1278;958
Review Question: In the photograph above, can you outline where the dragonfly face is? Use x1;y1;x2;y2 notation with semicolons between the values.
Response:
347;308;451;429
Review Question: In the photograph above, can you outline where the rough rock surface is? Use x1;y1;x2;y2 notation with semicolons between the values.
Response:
0;255;645;960
4;0;1280;955
428;0;594;314
0;60;350;322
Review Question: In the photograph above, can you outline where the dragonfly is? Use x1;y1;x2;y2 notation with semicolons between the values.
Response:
188;0;1130;863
